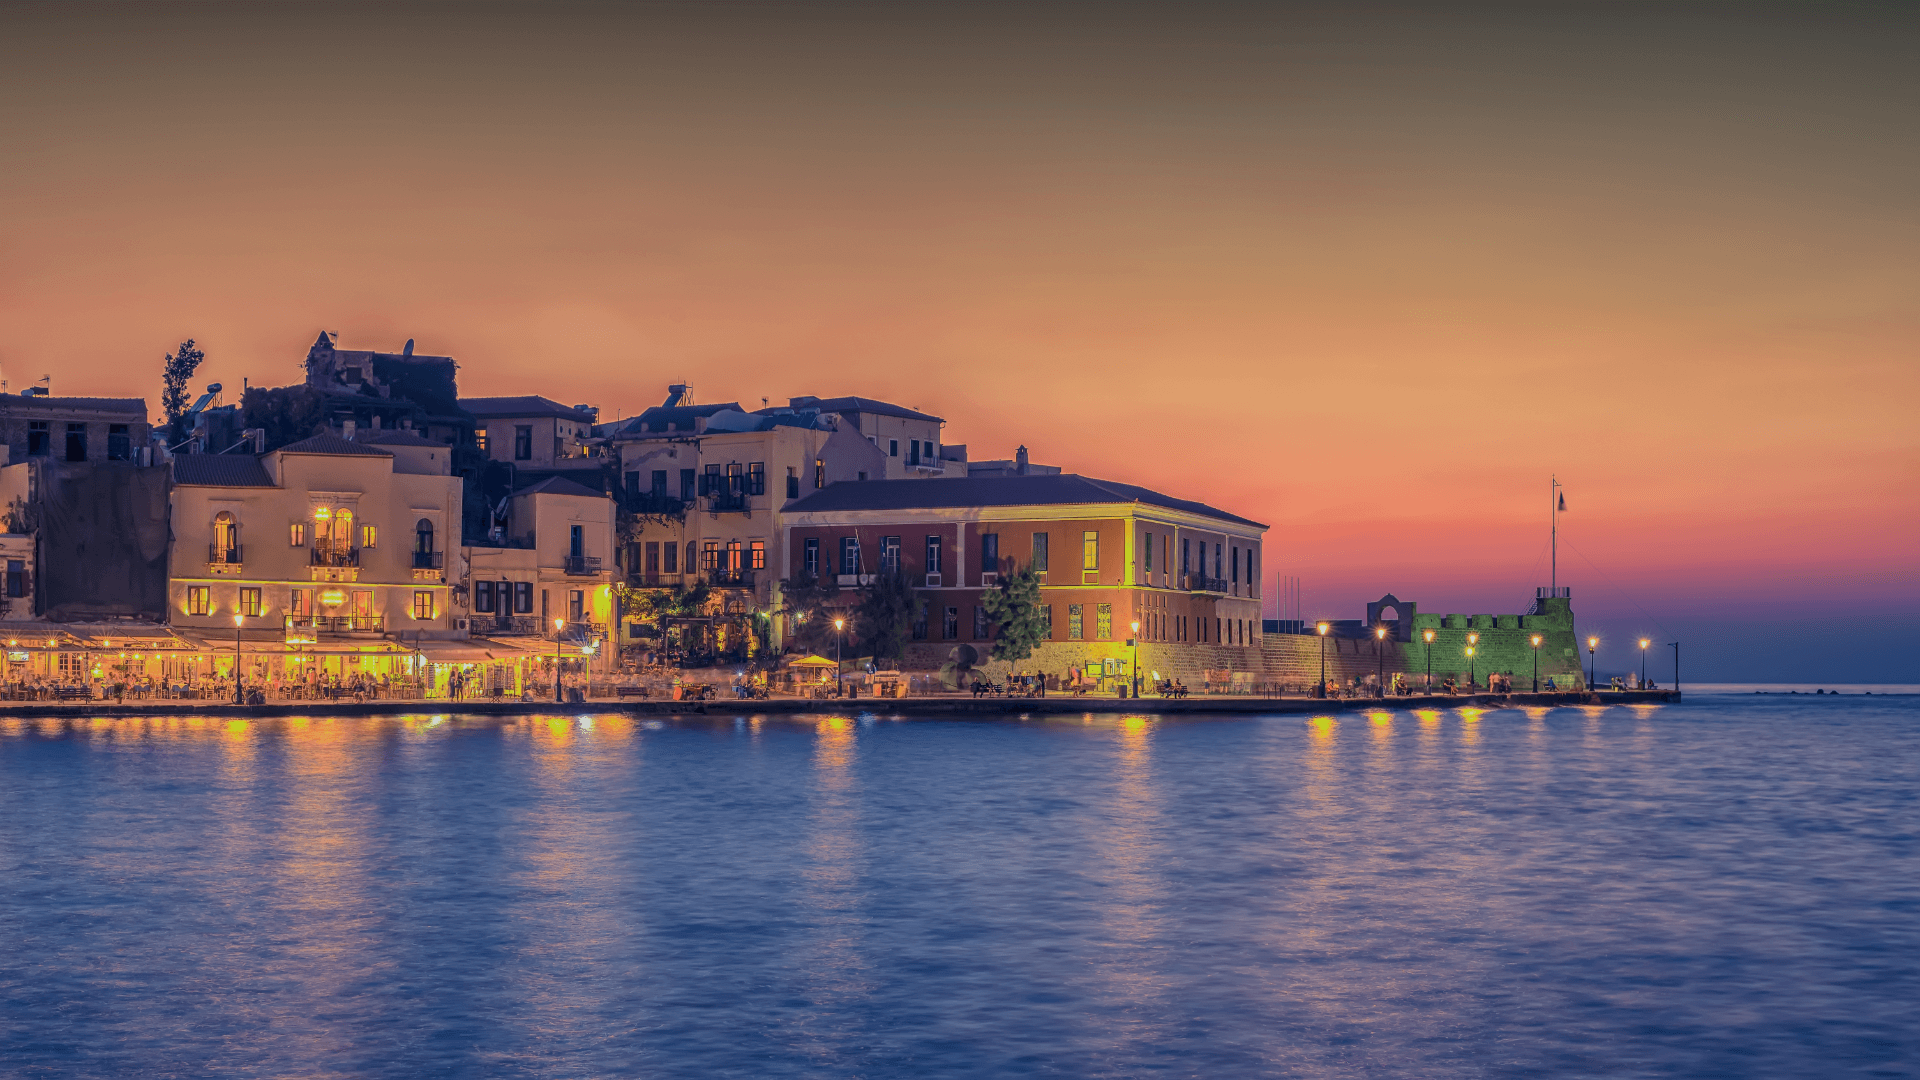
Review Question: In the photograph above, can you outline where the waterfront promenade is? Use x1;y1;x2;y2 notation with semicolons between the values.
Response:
0;688;1678;719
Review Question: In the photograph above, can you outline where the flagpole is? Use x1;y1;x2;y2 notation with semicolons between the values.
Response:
1551;475;1558;594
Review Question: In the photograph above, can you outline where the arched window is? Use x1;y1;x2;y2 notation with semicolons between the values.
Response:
213;511;238;562
415;518;434;554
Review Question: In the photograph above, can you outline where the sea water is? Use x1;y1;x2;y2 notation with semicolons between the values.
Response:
1;693;1915;1078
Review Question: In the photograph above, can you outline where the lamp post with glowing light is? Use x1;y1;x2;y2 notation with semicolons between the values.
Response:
1422;628;1435;692
1639;638;1650;688
833;616;846;696
1530;633;1542;692
554;617;566;702
1466;630;1479;692
1130;620;1141;698
1373;625;1387;697
1587;635;1599;691
232;612;244;704
1316;621;1330;698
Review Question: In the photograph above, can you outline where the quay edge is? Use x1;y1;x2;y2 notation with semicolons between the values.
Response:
0;689;1678;720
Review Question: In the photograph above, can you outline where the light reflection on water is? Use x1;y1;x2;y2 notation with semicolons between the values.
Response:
1;699;1916;1078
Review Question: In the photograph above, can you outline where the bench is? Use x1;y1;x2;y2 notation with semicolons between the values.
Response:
614;685;651;699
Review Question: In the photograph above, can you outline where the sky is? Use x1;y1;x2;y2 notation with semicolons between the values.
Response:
2;2;1914;681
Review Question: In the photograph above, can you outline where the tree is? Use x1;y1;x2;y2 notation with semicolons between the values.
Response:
239;384;328;452
777;572;842;656
855;570;916;665
982;562;1049;663
160;339;207;440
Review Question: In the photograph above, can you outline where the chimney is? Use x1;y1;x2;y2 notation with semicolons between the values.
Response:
1015;445;1029;475
342;419;357;440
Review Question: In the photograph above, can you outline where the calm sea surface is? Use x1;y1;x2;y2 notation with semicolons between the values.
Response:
1;696;1915;1079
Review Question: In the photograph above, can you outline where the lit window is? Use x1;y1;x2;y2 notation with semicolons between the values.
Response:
239;588;262;617
1068;604;1083;640
187;586;210;616
289;522;306;546
412;591;435;620
1083;531;1099;570
1097;604;1112;640
361;525;377;549
750;540;766;570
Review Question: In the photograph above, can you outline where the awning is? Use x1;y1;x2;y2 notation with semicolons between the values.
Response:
415;642;500;663
786;654;838;668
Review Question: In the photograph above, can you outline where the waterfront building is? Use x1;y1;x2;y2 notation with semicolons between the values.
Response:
460;475;618;687
783;396;965;479
165;432;463;693
779;474;1267;690
606;393;887;659
0;392;150;465
461;395;601;471
300;332;472;446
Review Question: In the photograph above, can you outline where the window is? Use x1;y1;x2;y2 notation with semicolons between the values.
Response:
107;425;130;461
748;462;765;496
1215;544;1223;580
1247;548;1256;593
644;542;660;576
924;440;935;461
290;522;306;547
65;423;87;462
979;532;998;573
1097;604;1112;640
5;559;22;598
27;421;48;457
662;541;678;574
786;469;800;500
750;539;766;571
1041;604;1054;638
1031;532;1048;573
554;435;565;460
570;524;584;558
475;581;496;613
906;440;918;465
290;588;312;617
804;537;819;577
702;540;720;571
352;590;372;618
413;591;435;620
943;606;959;640
1231;546;1238;584
680;469;696;500
514;425;533;460
880;536;901;574
651;470;668;496
1083;531;1099;570
475;429;489;452
1144;531;1153;574
725;539;742;572
685;543;698;576
187;586;211;616
700;464;721;495
857;471;867;482
1068;603;1083;640
514;582;534;613
568;590;584;622
839;536;860;576
815;458;825;488
925;535;942;574
912;599;929;640
361;525;377;549
213;511;238;559
725;462;742;496
969;605;986;639
239;587;262;617
415;519;433;554
1182;537;1191;574
541;588;549;619
624;471;640;498
889;439;898;457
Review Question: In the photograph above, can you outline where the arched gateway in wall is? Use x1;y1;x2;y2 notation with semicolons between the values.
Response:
1366;594;1417;641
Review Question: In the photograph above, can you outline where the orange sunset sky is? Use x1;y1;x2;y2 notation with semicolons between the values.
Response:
2;2;1914;680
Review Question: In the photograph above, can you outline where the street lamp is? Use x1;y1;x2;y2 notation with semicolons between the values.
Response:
1466;631;1479;692
833;616;846;696
1373;625;1386;698
554;617;566;703
1130;620;1141;698
232;612;244;705
1639;638;1650;688
1530;633;1542;693
1587;635;1599;691
1316;621;1330;698
1422;628;1435;692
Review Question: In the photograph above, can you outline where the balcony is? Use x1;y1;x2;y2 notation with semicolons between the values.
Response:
208;544;243;574
411;550;445;581
1183;573;1230;594
708;569;755;588
564;555;604;577
626;493;687;517
836;573;876;587
285;614;385;636
706;492;751;514
309;546;360;582
479;614;543;636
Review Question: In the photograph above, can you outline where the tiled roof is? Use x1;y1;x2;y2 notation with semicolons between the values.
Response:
783;474;1265;528
172;454;275;488
511;476;607;499
0;395;148;416
276;433;394;457
461;395;595;421
616;403;743;435
800;396;943;423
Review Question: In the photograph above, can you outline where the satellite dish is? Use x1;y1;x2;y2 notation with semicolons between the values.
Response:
402;339;415;357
